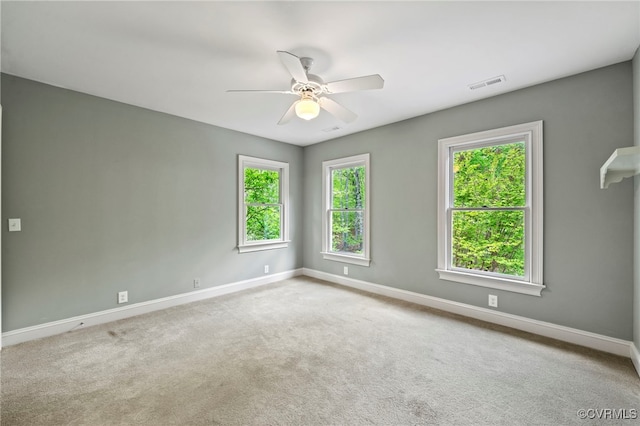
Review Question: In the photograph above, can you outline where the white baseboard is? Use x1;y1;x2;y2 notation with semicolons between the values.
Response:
631;342;640;376
2;269;303;347
302;268;636;362
4;267;639;380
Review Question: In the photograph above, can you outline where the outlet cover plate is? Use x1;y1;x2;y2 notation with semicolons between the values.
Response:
118;291;128;304
488;294;498;308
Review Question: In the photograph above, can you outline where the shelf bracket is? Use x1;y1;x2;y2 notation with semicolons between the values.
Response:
600;146;640;189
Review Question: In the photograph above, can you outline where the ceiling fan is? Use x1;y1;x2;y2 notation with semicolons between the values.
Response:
227;51;384;125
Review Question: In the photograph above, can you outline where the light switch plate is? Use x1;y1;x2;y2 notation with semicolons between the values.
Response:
8;218;21;232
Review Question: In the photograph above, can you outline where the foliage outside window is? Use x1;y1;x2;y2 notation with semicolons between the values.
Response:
322;154;370;266
453;142;525;276
238;155;289;253
437;121;544;296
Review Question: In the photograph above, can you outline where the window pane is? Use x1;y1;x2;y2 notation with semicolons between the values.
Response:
244;168;280;204
453;142;525;208
331;210;364;254
331;166;366;209
452;210;524;277
246;205;281;241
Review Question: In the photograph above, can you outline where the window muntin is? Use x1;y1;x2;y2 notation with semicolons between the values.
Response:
437;121;543;296
322;154;370;266
238;156;289;253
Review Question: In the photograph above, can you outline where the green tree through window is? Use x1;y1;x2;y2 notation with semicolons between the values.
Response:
330;166;366;254
244;167;281;241
452;142;525;276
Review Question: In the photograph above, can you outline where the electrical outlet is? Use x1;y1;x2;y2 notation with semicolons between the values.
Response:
488;294;498;308
264;265;269;274
118;291;128;304
194;278;201;288
344;266;349;276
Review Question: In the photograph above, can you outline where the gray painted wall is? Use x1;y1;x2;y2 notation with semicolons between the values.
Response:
1;74;303;331
304;62;634;340
2;62;635;342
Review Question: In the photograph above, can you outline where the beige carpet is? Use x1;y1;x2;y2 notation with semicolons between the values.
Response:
1;276;639;425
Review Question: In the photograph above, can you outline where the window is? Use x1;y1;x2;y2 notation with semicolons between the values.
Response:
322;154;370;266
238;155;289;253
437;121;544;296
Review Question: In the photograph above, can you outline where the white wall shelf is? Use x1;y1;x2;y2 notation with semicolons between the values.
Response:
600;146;640;189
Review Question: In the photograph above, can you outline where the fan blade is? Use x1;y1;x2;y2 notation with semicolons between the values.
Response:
325;74;384;94
277;50;308;83
227;89;294;94
278;100;299;125
318;97;357;123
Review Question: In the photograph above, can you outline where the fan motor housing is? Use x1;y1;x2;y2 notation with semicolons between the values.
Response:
291;74;325;97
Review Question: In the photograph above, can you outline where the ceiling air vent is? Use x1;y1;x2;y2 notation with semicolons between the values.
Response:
468;75;506;90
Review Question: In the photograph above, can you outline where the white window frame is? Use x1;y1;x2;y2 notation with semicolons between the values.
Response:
238;155;289;253
436;121;544;296
322;153;371;267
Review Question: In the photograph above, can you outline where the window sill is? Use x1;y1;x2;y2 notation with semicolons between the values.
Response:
322;252;371;267
436;269;545;296
238;241;289;253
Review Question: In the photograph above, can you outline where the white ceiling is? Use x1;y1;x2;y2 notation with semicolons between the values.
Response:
2;1;640;146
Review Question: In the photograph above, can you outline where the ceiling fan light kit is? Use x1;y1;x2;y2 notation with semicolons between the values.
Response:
295;96;320;120
228;50;384;125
